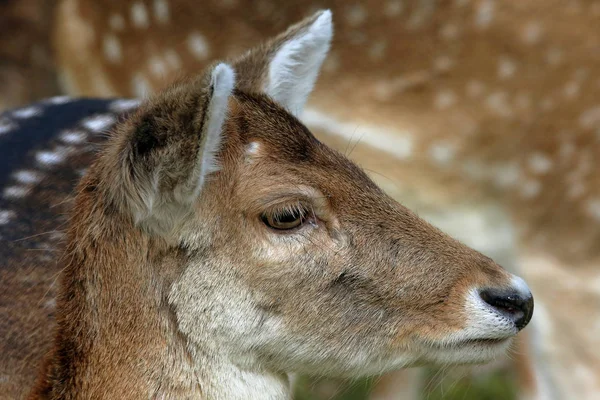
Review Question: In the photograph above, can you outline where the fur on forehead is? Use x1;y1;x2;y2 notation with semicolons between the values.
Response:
226;90;382;201
230;90;318;153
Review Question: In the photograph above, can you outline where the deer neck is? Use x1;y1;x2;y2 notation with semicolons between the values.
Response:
39;202;291;399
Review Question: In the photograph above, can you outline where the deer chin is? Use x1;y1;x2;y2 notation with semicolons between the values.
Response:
420;335;514;366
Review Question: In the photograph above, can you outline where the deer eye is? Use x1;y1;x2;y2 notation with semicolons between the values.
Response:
261;206;308;230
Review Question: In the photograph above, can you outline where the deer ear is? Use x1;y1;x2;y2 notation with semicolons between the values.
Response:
265;10;332;115
196;63;235;190
116;63;235;232
235;10;331;116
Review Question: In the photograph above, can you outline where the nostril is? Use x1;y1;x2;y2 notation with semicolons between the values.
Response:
479;288;534;330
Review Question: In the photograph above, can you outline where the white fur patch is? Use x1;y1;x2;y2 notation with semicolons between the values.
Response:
245;142;261;163
266;10;333;116
456;288;518;341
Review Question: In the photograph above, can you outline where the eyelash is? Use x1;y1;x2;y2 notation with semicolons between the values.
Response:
261;202;314;231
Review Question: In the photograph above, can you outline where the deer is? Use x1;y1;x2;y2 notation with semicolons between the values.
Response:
36;1;600;399
0;10;535;399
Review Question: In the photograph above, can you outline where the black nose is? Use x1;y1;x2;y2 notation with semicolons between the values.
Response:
479;288;534;330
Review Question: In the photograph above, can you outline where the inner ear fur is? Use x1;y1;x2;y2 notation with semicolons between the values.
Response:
107;63;235;234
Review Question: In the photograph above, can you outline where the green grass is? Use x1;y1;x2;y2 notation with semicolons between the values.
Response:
293;367;517;400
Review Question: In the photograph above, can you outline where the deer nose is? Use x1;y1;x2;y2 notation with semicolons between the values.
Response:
479;280;534;331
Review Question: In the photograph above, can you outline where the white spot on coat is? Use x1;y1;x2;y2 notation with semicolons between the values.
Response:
579;106;600;129
82;115;117;132
486;92;513;118
385;0;403;16
187;32;210;60
522;22;543;45
109;99;141;112
4;186;30;199
528;152;553;174
434;55;455;72
475;0;494;28
153;0;170;24
492;163;521;188
59;130;88;144
585;199;600;221
12;106;41;119
149;56;168;77
103;34;122;63
132;74;152;98
434;90;457;109
429;142;456;165
0;118;16;135
131;2;150;28
36;150;65;166
164;49;182;69
0;210;16;225
564;81;580;99
498;57;516;79
12;170;42;184
520;180;542;199
46;96;72;105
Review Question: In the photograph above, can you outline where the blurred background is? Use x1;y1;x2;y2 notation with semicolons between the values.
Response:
2;0;600;399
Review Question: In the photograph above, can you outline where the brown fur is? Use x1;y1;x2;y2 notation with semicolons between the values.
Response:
2;10;531;400
30;86;514;397
45;1;600;397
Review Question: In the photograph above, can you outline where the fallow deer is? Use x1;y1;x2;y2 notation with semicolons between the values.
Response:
0;11;534;399
43;1;600;399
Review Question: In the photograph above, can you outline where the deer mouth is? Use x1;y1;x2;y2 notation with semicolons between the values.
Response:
457;337;510;347
427;336;511;351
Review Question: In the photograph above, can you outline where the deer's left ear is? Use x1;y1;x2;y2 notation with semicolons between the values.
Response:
235;10;333;116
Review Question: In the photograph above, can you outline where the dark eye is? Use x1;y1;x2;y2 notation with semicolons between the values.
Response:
261;207;307;230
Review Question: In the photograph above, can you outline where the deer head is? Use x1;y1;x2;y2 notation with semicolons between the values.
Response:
41;10;533;399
